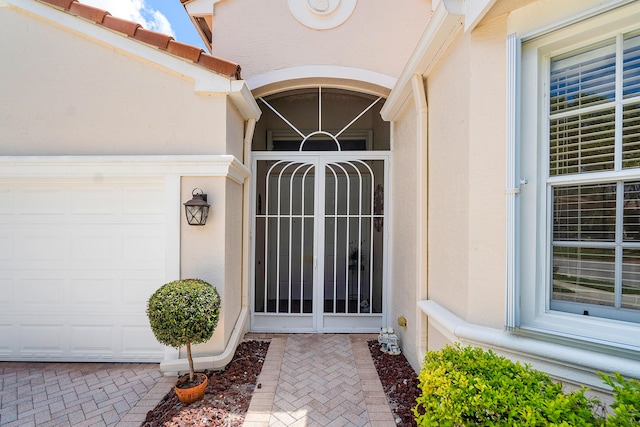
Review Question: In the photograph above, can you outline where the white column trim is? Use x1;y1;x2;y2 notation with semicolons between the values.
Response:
505;33;521;331
411;74;429;361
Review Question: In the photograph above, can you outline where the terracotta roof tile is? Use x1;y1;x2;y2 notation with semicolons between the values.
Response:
69;1;109;24
133;27;173;50
42;0;74;10
103;15;141;37
199;54;242;80
36;0;241;79
167;40;203;63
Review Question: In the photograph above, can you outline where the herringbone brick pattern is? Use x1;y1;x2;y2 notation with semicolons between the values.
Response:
244;334;395;427
0;362;171;427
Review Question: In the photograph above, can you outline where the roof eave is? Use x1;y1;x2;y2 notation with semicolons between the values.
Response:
380;0;465;121
10;0;240;81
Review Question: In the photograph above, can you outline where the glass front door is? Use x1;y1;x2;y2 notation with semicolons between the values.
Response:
252;154;386;332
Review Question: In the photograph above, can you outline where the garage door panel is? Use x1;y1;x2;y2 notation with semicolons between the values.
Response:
17;232;69;261
71;233;115;260
121;324;163;359
18;189;68;215
121;278;163;309
71;188;118;214
122;187;165;215
0;179;167;362
0;278;12;305
0;234;11;259
123;233;164;263
0;189;12;214
20;277;66;307
20;324;66;358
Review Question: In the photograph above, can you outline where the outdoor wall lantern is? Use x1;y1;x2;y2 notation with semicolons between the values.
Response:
184;188;210;226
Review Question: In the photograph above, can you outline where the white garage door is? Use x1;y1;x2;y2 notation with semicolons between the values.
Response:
0;178;167;362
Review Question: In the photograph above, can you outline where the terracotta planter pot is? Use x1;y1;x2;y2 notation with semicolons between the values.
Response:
174;373;208;404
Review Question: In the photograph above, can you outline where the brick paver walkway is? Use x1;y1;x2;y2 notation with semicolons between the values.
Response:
0;334;397;427
244;334;396;427
0;362;173;427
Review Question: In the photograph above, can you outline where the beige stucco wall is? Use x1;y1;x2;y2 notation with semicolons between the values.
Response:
226;99;246;159
389;101;420;370
0;8;229;155
394;13;510;362
181;177;244;356
223;179;244;344
426;31;471;322
416;0;622;362
465;15;507;327
210;0;431;81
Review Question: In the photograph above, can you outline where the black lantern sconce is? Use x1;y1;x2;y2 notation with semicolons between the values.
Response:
184;188;210;226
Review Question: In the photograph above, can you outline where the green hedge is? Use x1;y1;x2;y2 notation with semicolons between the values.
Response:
601;372;640;427
413;345;600;426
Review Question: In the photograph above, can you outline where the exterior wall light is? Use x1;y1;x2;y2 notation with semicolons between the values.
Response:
184;188;210;226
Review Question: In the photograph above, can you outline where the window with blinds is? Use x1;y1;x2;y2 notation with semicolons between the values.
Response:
549;30;640;322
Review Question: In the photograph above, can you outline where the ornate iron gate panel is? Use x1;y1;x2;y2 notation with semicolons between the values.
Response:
252;155;386;332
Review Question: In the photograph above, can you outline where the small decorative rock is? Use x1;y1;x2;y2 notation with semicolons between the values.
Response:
378;327;401;355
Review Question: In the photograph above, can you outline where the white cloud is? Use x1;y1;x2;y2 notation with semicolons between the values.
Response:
81;0;175;38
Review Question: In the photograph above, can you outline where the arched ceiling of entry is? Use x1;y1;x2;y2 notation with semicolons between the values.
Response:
247;72;392;99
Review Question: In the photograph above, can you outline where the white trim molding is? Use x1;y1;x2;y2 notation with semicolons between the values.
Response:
464;0;497;32
381;0;464;121
287;0;357;30
419;300;640;388
505;33;521;331
247;65;395;97
0;155;250;184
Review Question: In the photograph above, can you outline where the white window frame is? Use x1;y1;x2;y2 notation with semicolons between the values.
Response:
518;2;640;352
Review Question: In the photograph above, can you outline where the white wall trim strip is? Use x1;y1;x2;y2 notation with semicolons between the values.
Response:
419;300;640;387
505;33;521;331
0;155;250;184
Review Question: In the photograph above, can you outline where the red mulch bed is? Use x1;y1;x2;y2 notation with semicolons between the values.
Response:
368;340;421;427
142;340;269;427
142;338;420;426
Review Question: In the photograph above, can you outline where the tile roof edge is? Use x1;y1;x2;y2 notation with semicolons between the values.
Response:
35;0;241;80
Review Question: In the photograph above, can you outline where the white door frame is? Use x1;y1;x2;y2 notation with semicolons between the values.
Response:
250;151;390;333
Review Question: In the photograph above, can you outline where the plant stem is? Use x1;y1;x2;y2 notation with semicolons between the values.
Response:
186;342;194;383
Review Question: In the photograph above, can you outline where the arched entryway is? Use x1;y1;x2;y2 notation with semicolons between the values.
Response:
250;87;390;332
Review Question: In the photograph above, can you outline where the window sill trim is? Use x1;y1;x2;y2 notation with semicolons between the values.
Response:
418;300;640;387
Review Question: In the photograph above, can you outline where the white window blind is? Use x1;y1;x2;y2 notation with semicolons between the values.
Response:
549;30;640;322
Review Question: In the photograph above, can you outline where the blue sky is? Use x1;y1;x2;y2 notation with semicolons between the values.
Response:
82;0;206;49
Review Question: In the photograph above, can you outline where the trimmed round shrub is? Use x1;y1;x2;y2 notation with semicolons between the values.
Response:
147;279;221;348
146;279;221;382
414;344;600;426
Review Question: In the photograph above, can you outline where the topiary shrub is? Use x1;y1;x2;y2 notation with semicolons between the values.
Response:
146;278;221;383
600;372;640;427
413;344;601;426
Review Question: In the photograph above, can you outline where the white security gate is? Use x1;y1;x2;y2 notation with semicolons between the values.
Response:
252;154;387;332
